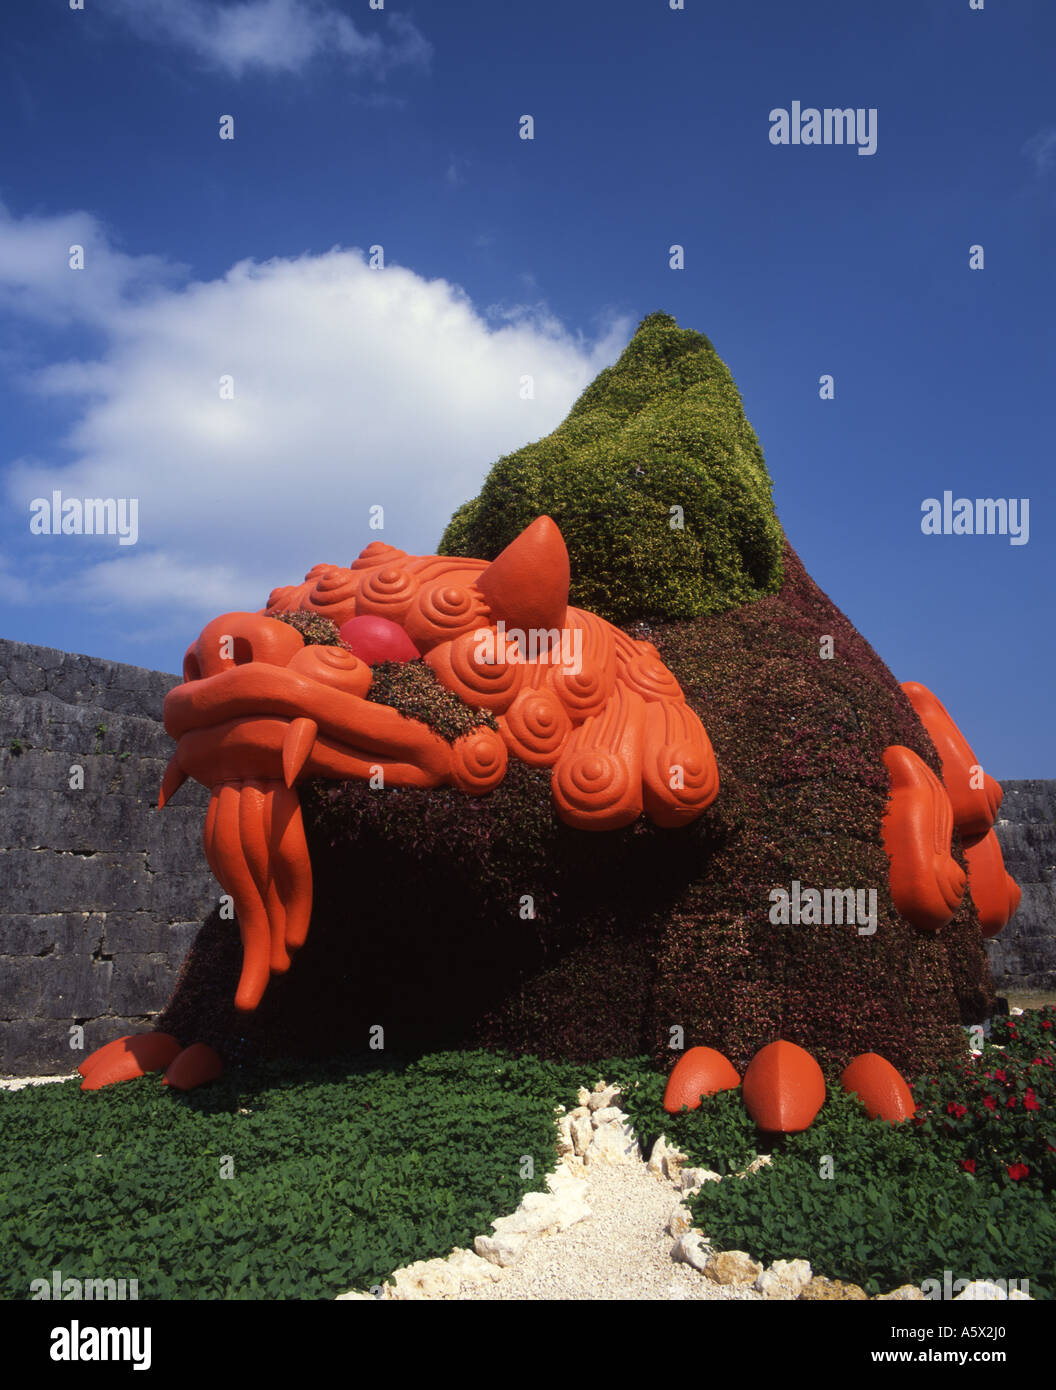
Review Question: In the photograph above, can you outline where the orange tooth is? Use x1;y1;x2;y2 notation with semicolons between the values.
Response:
282;717;318;788
213;782;271;1012
158;754;188;808
270;783;313;951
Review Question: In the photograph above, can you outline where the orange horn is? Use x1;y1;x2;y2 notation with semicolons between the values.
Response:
476;515;570;633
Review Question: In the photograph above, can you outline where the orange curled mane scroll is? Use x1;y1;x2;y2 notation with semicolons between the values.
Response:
158;516;720;1011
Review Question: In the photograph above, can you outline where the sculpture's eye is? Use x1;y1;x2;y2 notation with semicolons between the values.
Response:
182;647;201;683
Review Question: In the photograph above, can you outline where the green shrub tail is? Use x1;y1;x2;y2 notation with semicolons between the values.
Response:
438;312;785;623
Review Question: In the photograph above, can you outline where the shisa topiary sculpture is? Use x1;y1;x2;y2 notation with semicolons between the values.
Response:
78;313;1019;1100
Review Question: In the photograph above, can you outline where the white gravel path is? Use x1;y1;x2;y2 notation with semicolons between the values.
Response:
457;1160;762;1301
0;1074;77;1090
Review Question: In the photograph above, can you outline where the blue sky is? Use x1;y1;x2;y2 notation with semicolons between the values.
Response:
1;0;1052;776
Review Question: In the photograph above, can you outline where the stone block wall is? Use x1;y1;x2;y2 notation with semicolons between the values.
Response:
0;638;216;1076
988;780;1056;995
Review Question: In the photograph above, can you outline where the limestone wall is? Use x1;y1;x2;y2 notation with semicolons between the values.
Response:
988;780;1056;995
0;638;215;1076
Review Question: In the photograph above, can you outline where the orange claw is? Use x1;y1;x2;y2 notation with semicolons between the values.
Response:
742;1040;826;1133
900;682;1003;838
962;829;1022;938
79;1033;182;1090
163;1043;223;1091
881;745;966;932
663;1046;740;1114
841;1052;915;1123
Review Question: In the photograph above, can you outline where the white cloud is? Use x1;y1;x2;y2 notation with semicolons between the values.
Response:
1;204;630;632
100;0;431;79
1024;126;1056;177
0;203;183;328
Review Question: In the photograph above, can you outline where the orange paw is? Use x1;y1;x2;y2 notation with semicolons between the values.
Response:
742;1040;826;1133
162;1044;224;1092
663;1046;740;1114
900;682;1002;838
79;1033;182;1090
841;1052;915;1122
962;829;1022;938
881;745;965;932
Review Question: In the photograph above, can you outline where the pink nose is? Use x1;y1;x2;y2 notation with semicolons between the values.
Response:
338;615;421;665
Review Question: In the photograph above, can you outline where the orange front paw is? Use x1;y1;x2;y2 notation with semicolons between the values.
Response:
79;1033;182;1090
963;829;1022;937
881;745;965;932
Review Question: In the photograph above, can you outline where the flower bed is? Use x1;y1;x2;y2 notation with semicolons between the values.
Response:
611;1009;1056;1298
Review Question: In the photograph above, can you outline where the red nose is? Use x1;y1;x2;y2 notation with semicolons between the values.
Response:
338;615;421;665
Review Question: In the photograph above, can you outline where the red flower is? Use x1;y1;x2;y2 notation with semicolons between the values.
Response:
1024;1089;1040;1111
947;1102;968;1119
1007;1095;1017;1109
959;1159;976;1174
1041;1021;1052;1031
993;1069;1007;1083
1006;1163;1030;1181
983;1096;997;1110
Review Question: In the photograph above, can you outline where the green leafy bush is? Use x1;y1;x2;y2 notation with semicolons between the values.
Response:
687;1091;1055;1298
438;312;785;623
912;1006;1056;1191
0;1050;584;1301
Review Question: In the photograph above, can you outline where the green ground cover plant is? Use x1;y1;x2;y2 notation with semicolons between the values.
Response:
1;1050;584;1301
611;1009;1056;1297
